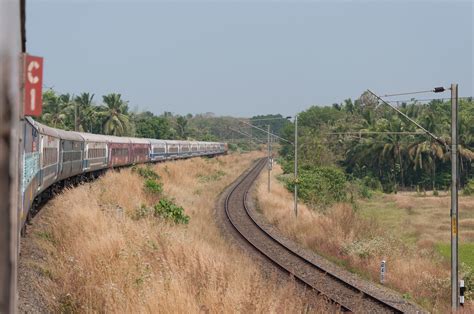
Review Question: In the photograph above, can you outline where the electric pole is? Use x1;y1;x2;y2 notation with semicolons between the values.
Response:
368;85;461;309
451;83;459;311
294;115;298;217
267;124;271;192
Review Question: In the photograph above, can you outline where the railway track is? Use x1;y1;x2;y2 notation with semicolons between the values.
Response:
223;158;408;313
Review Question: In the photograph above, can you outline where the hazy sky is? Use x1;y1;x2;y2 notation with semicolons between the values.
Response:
27;1;473;117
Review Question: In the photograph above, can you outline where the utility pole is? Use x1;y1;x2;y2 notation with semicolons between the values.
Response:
368;85;460;309
74;102;78;131
267;125;271;192
294;115;298;217
451;83;459;311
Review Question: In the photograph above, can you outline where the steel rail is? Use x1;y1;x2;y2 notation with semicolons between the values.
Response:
224;158;404;313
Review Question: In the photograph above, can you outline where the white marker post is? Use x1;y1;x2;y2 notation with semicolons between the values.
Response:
380;260;386;284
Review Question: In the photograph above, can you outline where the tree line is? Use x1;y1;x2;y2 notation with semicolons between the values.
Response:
280;94;474;193
38;90;251;144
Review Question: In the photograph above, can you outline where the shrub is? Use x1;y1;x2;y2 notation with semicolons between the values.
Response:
144;179;163;194
153;198;190;224
132;165;161;180
133;204;152;220
463;179;474;196
287;166;347;209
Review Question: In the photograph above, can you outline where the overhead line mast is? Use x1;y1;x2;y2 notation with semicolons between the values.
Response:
369;85;460;310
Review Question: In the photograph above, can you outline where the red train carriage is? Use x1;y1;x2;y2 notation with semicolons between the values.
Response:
128;138;150;164
107;136;132;167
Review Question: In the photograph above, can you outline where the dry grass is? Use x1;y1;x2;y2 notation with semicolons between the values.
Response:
256;164;458;312
24;152;333;313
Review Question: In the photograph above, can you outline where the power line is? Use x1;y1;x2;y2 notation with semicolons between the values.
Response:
326;131;425;136
248;116;292;122
367;90;448;149
381;87;446;97
384;96;472;103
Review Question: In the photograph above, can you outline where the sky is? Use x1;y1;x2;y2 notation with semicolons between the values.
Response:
27;1;473;117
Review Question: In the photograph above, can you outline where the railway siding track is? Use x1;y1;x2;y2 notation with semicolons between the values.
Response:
223;158;425;313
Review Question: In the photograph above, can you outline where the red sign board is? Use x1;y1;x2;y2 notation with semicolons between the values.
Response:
24;54;43;117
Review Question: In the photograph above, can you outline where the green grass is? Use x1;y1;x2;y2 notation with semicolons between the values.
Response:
357;196;404;231
436;243;474;269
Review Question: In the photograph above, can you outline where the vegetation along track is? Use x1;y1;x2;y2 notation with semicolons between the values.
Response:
224;158;406;313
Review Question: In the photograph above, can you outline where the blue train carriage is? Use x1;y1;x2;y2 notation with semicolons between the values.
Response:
197;141;207;156
21;118;42;229
166;140;180;159
34;120;61;195
78;132;109;173
55;128;84;183
149;139;167;161
178;140;192;158
190;141;200;156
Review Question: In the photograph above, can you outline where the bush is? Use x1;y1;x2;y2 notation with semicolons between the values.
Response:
133;204;152;220
287;166;347;209
463;179;474;196
154;198;190;224
144;179;163;194
132;165;161;180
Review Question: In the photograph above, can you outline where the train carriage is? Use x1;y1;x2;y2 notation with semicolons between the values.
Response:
128;137;150;164
35;121;60;193
166;140;180;159
149;139;167;161
197;141;207;155
107;136;132;167
22;118;41;222
190;141;199;156
79;132;108;172
179;141;191;157
56;129;84;181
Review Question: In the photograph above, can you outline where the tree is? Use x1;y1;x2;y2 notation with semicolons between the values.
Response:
73;92;96;132
98;93;131;136
176;116;188;139
41;90;68;129
133;111;172;139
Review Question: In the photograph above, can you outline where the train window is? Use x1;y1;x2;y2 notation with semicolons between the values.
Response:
153;147;165;154
42;147;58;167
135;148;148;156
63;151;82;162
169;145;178;152
88;148;106;159
112;148;129;157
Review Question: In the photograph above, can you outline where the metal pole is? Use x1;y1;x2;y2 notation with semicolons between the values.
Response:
267;125;271;192
74;102;78;131
451;83;459;310
294;115;298;217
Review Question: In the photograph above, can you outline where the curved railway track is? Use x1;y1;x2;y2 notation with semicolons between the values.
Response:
223;158;406;313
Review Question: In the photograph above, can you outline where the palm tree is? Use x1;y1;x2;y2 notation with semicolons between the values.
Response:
73;93;95;132
98;93;131;136
408;139;445;190
41;91;68;128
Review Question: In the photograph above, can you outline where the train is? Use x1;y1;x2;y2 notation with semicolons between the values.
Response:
20;117;228;234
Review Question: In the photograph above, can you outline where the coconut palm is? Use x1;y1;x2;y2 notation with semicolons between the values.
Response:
41;91;68;128
98;93;131;136
73;93;95;132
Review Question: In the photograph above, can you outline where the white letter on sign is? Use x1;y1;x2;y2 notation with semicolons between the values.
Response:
27;61;40;84
30;89;36;111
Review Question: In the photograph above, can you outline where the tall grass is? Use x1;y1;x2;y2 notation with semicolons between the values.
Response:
24;153;336;312
256;164;456;312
